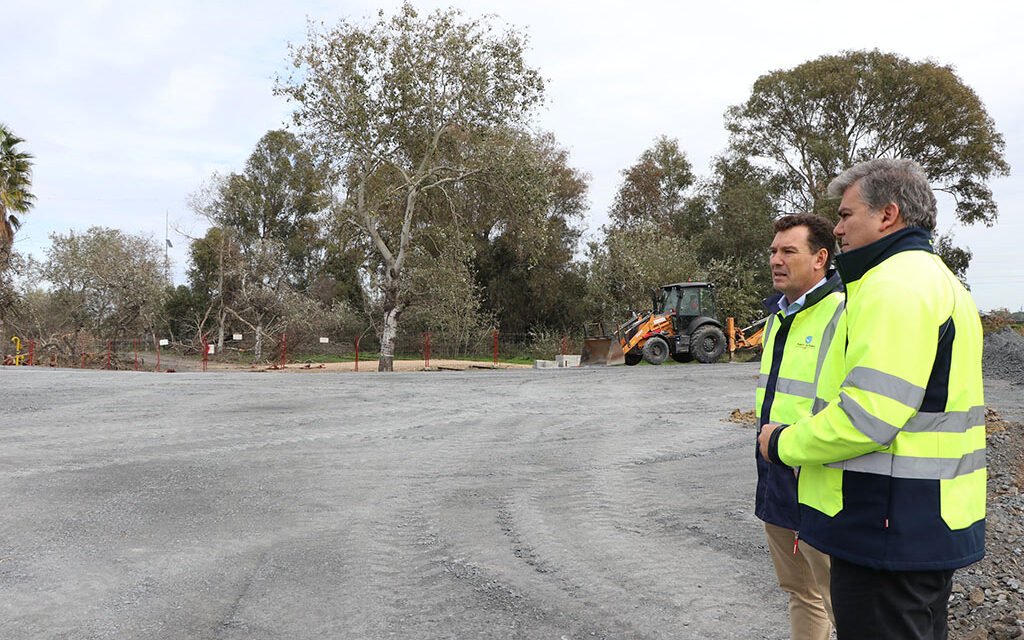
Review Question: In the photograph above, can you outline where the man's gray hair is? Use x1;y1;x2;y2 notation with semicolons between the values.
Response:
827;158;937;231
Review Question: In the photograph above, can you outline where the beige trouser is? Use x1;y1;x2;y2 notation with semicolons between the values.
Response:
764;522;835;640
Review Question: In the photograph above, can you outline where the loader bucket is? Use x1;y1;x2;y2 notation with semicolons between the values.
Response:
580;337;626;366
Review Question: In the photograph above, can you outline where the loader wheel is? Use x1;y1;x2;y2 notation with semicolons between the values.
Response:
691;325;726;364
624;352;642;366
671;353;694;363
642;337;669;365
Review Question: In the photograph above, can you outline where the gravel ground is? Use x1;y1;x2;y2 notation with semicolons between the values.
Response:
983;329;1024;387
2;349;1021;640
0;363;790;640
948;329;1024;639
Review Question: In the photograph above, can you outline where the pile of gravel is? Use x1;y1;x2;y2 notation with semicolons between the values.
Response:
984;329;1024;386
948;410;1024;640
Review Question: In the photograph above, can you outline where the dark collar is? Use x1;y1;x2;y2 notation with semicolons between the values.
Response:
835;227;933;284
762;270;844;314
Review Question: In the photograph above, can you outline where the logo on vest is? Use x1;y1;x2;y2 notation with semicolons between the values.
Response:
796;335;816;350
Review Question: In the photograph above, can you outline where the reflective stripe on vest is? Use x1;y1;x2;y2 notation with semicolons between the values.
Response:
827;448;985;480
756;301;846;406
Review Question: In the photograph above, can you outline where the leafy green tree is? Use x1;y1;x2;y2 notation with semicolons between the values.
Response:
41;227;166;360
932;231;972;285
726;50;1009;226
693;156;780;266
277;3;545;370
0;124;35;268
162;284;206;344
585;227;702;330
178;224;244;350
209;130;331;289
400;238;494;356
586;137;706;328
188;130;333;352
608;136;701;237
0;125;36;344
448;129;588;335
684;155;780;321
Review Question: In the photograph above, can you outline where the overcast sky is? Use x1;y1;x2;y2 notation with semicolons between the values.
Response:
5;0;1022;311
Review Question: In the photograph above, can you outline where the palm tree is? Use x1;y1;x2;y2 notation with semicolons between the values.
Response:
0;123;36;267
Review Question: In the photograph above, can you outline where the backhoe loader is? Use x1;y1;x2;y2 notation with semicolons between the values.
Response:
581;283;762;366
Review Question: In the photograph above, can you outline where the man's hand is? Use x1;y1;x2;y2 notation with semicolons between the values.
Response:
758;422;783;461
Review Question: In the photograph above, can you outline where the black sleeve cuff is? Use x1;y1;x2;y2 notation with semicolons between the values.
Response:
767;424;791;468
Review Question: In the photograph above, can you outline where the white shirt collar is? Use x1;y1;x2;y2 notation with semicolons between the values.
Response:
778;276;828;316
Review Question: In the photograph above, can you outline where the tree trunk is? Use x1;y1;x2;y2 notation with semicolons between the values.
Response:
254;324;263;362
378;305;400;372
217;307;226;352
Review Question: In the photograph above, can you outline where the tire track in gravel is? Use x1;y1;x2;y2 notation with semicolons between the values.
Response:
490;454;780;638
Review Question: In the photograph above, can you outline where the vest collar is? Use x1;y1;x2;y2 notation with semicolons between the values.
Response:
835;227;933;284
762;270;843;315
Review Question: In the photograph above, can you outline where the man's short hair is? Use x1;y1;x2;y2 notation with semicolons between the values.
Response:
774;213;836;266
826;158;937;231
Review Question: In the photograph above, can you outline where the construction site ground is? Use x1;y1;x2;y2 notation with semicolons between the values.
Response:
2;353;1022;639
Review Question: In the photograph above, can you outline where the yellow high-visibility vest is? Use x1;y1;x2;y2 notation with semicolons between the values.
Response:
754;273;846;530
774;228;985;571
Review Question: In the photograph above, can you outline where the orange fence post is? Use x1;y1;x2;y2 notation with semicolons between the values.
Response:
354;336;360;372
492;330;499;366
155;338;161;372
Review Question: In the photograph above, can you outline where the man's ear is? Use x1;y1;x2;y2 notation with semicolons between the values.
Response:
813;247;829;271
878;202;903;231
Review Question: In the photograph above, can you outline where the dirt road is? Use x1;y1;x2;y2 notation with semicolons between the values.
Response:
2;364;1020;639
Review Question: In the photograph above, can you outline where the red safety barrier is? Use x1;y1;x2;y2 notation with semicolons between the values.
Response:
424;332;431;369
492;330;499;365
155;338;161;372
354;335;360;372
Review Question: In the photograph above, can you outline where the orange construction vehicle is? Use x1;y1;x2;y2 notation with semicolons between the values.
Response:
582;282;764;366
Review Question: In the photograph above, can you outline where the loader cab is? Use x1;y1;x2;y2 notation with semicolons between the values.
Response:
657;283;716;321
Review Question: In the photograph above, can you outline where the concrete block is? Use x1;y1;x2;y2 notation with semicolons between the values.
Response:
534;359;558;369
556;354;581;367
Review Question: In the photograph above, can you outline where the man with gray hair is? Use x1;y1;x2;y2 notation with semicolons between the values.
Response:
758;158;986;639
